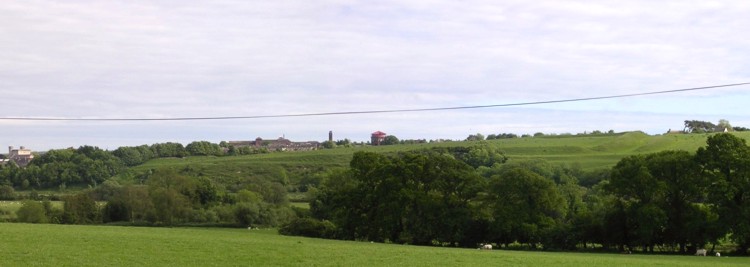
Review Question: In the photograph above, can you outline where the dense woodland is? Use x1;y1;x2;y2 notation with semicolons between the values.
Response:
1;130;749;255
296;133;750;254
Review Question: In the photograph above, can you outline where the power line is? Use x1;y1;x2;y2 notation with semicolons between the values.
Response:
2;82;749;122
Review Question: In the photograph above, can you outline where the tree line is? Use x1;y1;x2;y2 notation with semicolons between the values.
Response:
11;169;298;228
0;141;273;190
683;119;749;133
284;134;750;254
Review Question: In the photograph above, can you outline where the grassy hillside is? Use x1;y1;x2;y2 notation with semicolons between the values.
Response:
0;223;743;266
122;132;750;188
491;131;743;169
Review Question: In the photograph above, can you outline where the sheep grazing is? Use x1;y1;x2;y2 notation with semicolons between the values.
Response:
716;252;721;257
695;249;707;256
478;244;492;250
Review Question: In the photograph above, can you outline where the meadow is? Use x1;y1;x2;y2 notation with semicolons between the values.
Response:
4;132;750;265
1;223;745;266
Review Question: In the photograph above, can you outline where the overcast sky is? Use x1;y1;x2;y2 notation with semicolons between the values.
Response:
2;0;749;151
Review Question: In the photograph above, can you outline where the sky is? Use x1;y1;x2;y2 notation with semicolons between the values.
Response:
2;0;750;151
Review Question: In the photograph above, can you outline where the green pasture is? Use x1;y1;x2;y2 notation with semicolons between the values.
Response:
0;223;744;266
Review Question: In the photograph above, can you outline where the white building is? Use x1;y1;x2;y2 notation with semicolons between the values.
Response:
7;146;34;167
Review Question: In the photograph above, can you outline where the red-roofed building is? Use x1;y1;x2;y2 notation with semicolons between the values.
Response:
371;131;387;145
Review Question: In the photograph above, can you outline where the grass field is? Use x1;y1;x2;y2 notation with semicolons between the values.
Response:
0;223;744;266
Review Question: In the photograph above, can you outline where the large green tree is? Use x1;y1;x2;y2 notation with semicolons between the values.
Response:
606;151;720;253
312;151;484;246
486;168;565;247
605;155;665;252
62;193;99;224
645;150;713;253
697;133;750;254
147;170;194;225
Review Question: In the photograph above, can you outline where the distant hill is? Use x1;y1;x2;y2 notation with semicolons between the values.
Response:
489;131;743;170
118;131;750;195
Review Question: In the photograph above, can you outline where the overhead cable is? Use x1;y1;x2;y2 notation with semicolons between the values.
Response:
2;82;748;121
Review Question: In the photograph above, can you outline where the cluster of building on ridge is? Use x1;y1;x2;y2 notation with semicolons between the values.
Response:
0;146;34;167
1;131;389;166
227;136;321;152
226;130;390;151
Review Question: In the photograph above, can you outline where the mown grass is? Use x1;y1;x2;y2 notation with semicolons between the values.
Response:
0;223;745;266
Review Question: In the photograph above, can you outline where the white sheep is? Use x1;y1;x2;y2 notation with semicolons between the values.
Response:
478;244;492;250
716;252;720;257
695;248;707;256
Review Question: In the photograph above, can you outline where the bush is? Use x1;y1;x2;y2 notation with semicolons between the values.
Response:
0;185;16;200
43;200;63;224
103;199;130;223
16;200;47;223
62;193;100;224
279;217;336;238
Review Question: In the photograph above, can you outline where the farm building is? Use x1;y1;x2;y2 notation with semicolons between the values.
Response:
371;131;387;145
5;146;34;167
228;137;319;151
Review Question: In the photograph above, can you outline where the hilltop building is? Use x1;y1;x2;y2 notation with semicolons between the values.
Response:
371;131;387;145
5;146;34;167
228;136;319;151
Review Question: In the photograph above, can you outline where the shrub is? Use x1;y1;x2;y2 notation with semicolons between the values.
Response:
16;200;47;223
103;199;130;223
62;193;100;224
0;185;16;200
279;217;336;238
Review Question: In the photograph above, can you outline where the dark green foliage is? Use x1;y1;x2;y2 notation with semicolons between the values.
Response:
578;168;609;187
684;120;717;133
149;187;191;225
147;170;194;225
486;168;565;247
697;133;750;254
4;146;124;189
113;146;145;166
194;177;220;206
103;198;130;223
321;140;336;149
432;144;507;169
97;169;291;227
381;135;400;145
185;141;224;156
604;150;721;253
486;133;518;140
466;133;485;141
16;200;47;223
62;193;99;224
313;150;485;246
0;185;15;200
305;135;750;253
279;217;336;238
150;142;187;158
114;185;153;222
42;200;63;224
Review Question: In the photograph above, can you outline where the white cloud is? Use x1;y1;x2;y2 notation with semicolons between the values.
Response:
1;0;749;150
